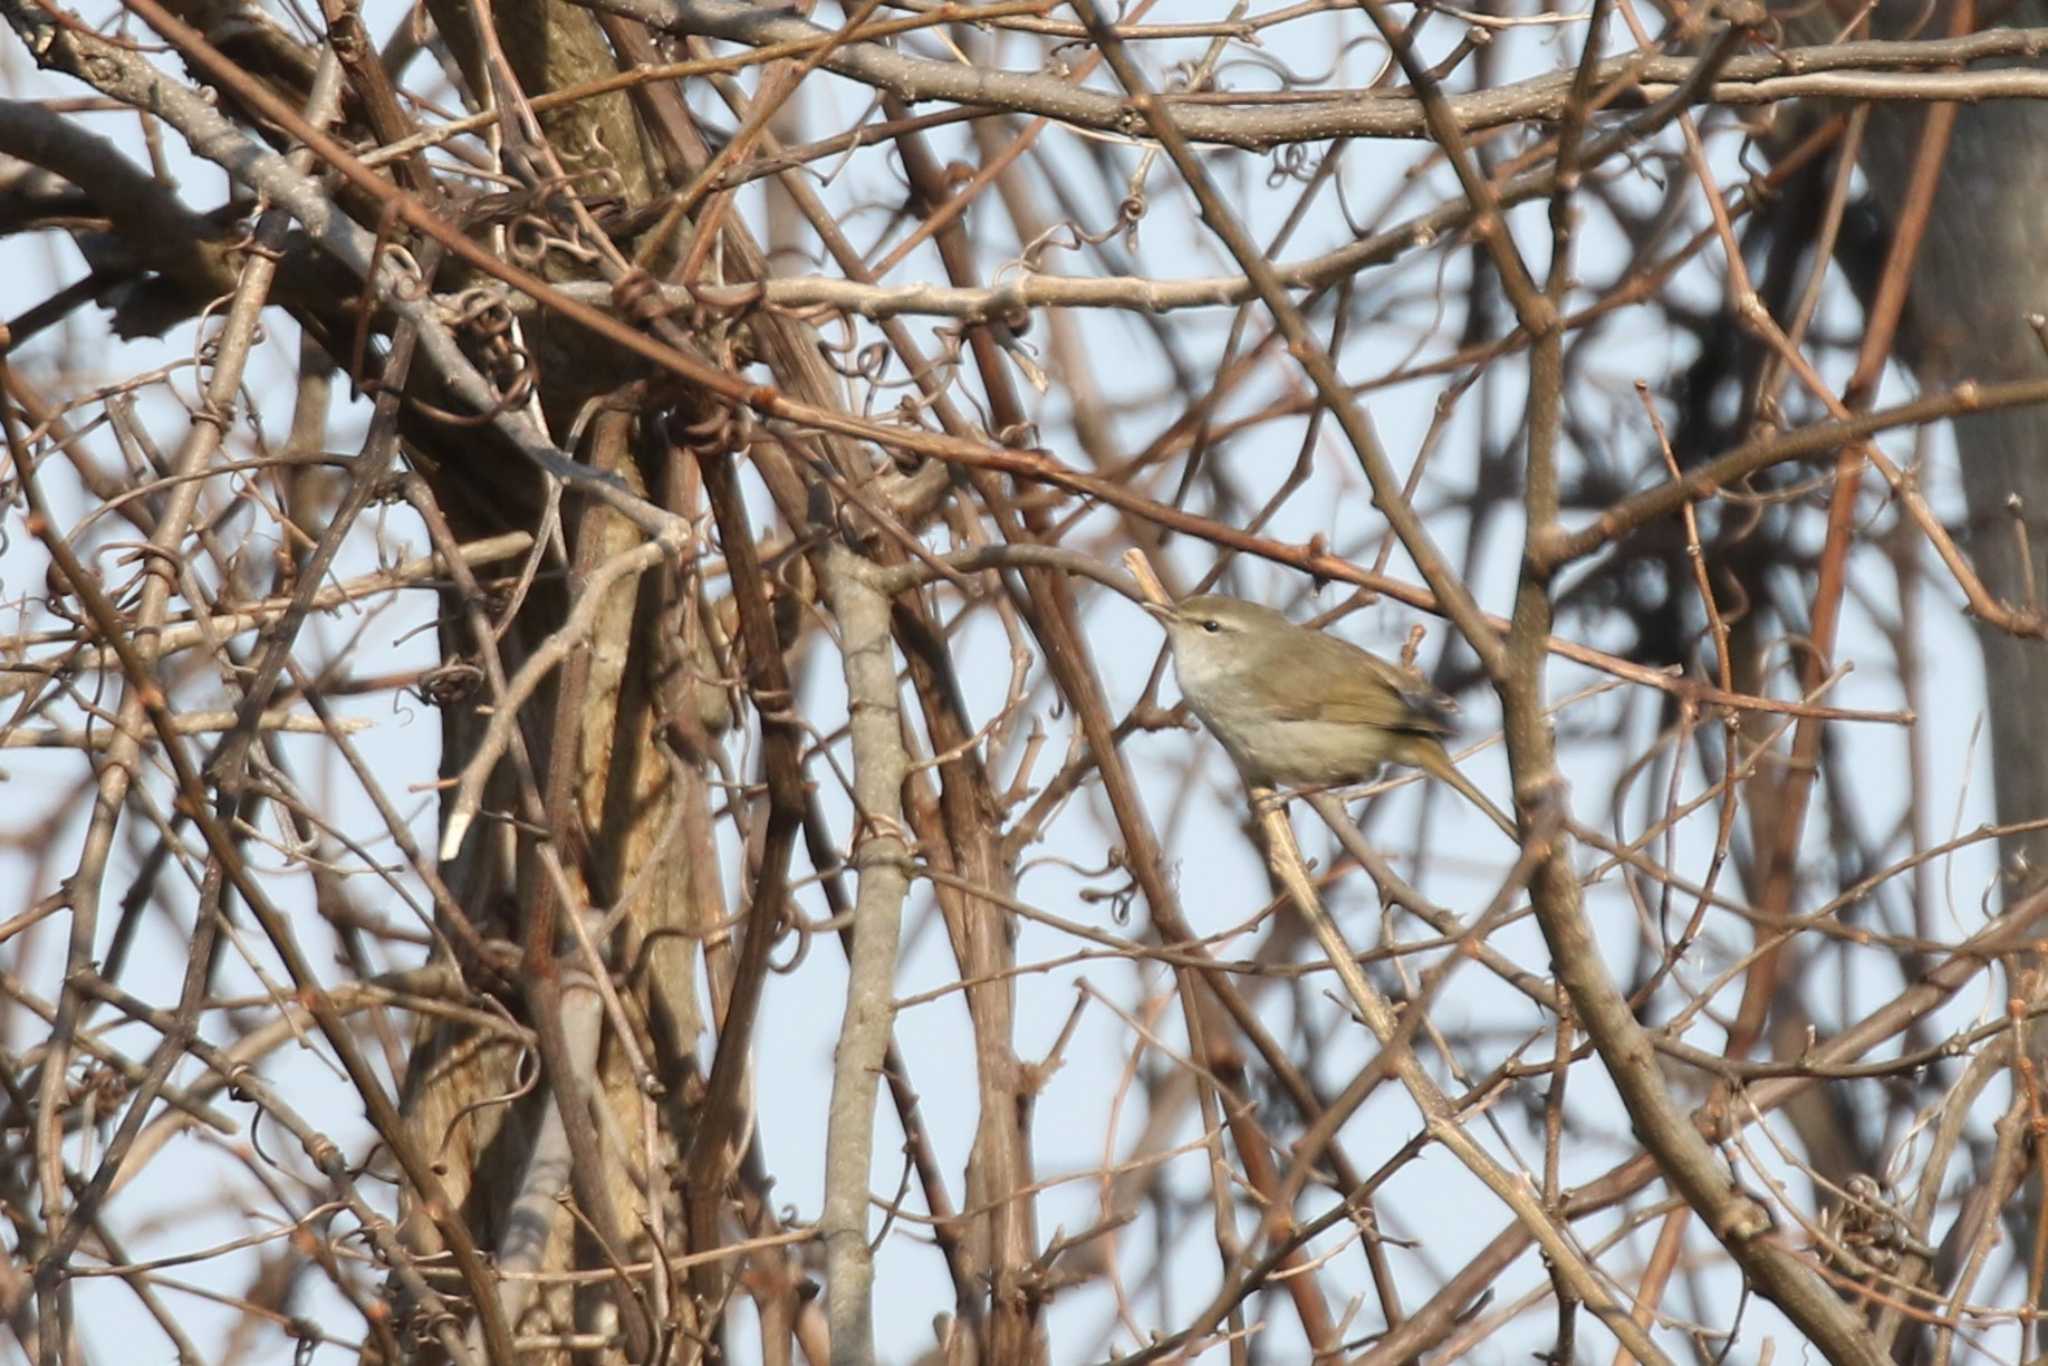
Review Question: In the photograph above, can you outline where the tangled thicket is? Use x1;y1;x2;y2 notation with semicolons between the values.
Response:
3;1;2048;1363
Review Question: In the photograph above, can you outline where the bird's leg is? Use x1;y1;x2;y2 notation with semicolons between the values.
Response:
1248;783;1294;819
1277;778;1357;805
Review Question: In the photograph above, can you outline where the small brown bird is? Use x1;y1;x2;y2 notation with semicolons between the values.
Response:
1146;594;1516;839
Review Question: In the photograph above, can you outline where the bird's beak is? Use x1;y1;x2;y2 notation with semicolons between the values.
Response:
1140;600;1175;622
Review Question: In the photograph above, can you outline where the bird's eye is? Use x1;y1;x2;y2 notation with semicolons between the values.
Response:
1202;619;1222;634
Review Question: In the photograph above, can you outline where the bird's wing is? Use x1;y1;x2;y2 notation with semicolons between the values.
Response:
1248;627;1455;734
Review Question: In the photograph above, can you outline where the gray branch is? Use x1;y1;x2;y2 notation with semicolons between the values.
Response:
817;542;914;1366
